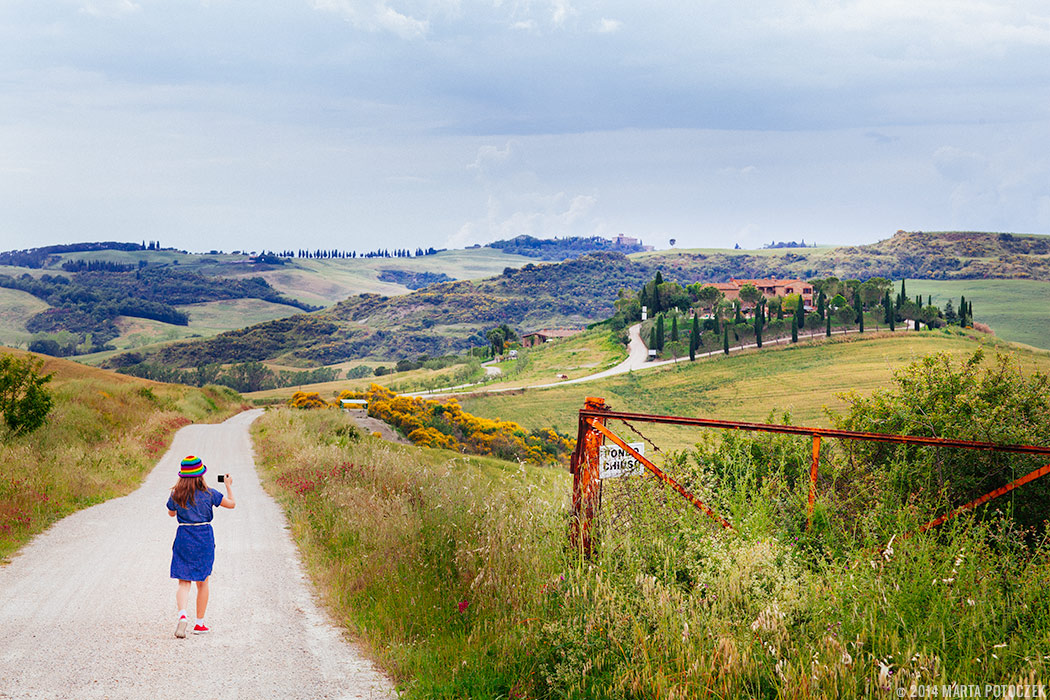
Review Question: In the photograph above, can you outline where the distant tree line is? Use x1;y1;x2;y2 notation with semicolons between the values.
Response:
376;270;454;289
0;241;149;269
115;359;345;393
486;234;646;261
1;267;319;357
60;259;138;273
272;248;441;259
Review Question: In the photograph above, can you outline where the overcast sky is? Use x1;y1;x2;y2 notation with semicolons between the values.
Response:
2;1;1048;253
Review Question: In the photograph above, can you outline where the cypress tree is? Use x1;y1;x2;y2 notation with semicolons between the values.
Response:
649;325;658;352
690;315;700;360
671;315;679;343
826;312;832;337
889;298;896;331
723;325;729;355
754;311;763;348
900;278;907;304
734;301;743;325
795;298;805;329
639;286;648;315
883;290;892;324
776;302;784;320
817;291;825;319
791;315;798;343
656;314;665;349
712;309;720;335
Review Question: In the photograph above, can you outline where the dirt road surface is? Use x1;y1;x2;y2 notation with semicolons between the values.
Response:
0;409;395;700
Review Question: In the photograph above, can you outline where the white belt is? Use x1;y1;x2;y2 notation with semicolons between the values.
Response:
178;522;212;526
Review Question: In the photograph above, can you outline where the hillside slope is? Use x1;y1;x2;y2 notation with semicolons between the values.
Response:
107;230;1050;368
458;329;1050;443
0;348;241;558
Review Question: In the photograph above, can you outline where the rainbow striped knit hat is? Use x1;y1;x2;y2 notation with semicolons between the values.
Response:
179;455;206;478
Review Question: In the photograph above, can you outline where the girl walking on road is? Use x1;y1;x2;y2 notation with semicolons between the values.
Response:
166;455;236;639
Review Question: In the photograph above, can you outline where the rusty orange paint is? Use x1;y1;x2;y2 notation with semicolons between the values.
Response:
587;418;733;530
910;459;1050;536
570;397;606;556
572;399;1050;550
806;435;821;531
579;408;1050;456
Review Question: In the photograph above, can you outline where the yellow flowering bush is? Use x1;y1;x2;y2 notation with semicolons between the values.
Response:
288;391;329;409
353;384;572;464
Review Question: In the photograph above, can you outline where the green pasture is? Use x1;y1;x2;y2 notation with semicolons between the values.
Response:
906;278;1050;349
459;329;1050;450
0;288;49;349
483;328;627;386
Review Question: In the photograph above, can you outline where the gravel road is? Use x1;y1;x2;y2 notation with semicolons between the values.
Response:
0;409;396;700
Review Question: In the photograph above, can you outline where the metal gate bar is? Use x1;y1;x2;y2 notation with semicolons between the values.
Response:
571;399;1050;556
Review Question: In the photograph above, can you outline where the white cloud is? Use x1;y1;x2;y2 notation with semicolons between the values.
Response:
78;0;140;17
311;0;430;38
376;5;429;39
550;0;574;27
594;18;621;33
468;141;526;178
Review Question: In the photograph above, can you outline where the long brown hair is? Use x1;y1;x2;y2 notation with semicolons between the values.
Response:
171;475;209;508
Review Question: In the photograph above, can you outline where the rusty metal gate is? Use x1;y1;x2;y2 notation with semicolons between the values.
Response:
569;397;1050;556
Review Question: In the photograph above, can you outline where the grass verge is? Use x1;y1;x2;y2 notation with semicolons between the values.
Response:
0;349;243;559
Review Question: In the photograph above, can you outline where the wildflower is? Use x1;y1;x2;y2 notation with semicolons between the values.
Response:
882;535;896;561
458;600;469;613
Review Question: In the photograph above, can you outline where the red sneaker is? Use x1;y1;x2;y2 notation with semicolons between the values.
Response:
192;624;209;634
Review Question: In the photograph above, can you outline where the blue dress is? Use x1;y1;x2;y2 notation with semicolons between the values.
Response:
167;487;225;581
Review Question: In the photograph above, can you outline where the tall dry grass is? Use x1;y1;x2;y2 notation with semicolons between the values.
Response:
254;406;1050;698
0;350;242;558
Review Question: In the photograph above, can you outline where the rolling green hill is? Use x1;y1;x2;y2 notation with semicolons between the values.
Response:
7;231;1050;370
0;244;539;357
457;329;1050;450
906;278;1050;350
105;232;1050;369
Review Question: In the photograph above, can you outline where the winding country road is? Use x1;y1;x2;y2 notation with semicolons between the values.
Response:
412;322;880;398
0;410;395;700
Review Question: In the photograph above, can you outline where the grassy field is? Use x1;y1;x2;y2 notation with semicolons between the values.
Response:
17;246;538;306
0;288;49;350
253;351;1050;698
70;298;307;366
906;278;1050;349
459;329;1050;449
0;348;243;559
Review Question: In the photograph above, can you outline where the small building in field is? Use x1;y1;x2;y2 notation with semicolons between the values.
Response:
521;328;583;347
340;398;368;410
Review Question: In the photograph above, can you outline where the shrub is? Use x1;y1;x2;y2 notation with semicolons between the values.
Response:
288;391;329;410
0;353;53;435
831;350;1050;531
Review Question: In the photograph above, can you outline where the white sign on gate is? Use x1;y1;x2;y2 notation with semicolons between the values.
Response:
599;442;645;479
